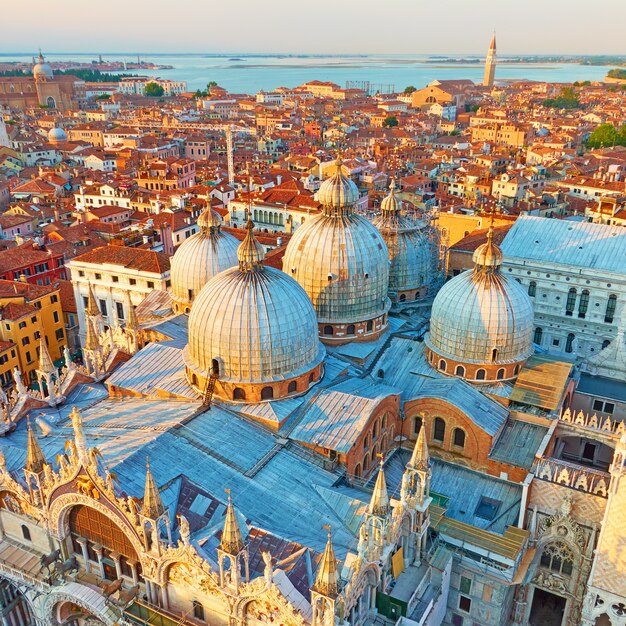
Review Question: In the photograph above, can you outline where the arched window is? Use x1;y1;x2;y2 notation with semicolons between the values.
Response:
363;434;370;451
455;365;465;377
191;373;198;386
475;369;486;380
193;601;205;621
602;339;611;349
399;294;406;302
354;464;361;479
528;281;536;297
534;327;543;345
578;289;589;318
233;388;246;401
433;417;446;443
261;386;274;400
565;288;576;316
46;96;56;108
323;325;334;336
605;294;617;323
540;542;575;577
497;368;505;380
413;416;422;435
438;359;447;372
211;359;220;377
366;320;373;332
363;453;370;472
346;324;355;336
21;525;31;541
309;372;315;384
381;414;387;431
372;420;379;441
565;333;575;354
491;348;498;362
453;428;466;448
288;380;297;394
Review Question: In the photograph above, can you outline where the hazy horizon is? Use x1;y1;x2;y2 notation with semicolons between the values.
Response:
3;0;626;56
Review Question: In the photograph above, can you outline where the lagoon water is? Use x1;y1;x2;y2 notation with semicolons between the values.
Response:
0;53;611;94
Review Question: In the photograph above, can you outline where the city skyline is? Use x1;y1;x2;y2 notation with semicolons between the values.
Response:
3;0;626;55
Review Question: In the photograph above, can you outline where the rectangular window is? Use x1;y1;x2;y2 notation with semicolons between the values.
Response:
78;271;85;277
459;596;472;613
34;331;41;340
112;276;119;283
147;281;155;289
116;302;125;320
31;317;37;324
51;295;58;304
593;400;614;415
21;337;30;346
95;273;102;280
25;351;31;364
99;299;107;316
129;279;137;286
55;328;64;341
53;311;60;324
460;576;472;595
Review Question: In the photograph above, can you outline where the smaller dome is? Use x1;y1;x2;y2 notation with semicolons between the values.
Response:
317;157;359;211
47;127;67;144
380;179;402;215
473;225;503;270
197;207;221;230
237;219;265;270
33;54;53;80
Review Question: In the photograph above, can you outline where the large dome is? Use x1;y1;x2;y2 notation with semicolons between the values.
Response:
33;53;53;80
284;158;390;344
184;220;325;403
426;225;534;382
373;180;434;304
170;208;239;313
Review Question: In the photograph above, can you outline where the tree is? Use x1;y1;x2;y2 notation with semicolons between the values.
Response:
383;116;399;128
403;85;416;94
586;123;626;149
607;68;626;80
542;86;581;110
145;82;165;97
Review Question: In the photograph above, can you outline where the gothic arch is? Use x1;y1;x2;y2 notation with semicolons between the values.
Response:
40;582;120;626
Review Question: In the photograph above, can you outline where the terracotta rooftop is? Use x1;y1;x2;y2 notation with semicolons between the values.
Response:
70;245;171;274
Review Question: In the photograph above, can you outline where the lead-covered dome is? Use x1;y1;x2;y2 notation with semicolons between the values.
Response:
33;53;53;80
170;208;239;313
425;225;534;382
373;180;434;305
184;220;325;403
283;157;390;344
47;126;67;144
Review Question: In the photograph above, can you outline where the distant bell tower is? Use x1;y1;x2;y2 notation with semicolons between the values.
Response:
483;32;497;87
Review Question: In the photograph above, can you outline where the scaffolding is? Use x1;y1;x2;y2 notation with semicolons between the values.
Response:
346;80;396;96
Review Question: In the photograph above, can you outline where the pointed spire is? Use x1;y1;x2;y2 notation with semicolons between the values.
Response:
83;316;100;351
141;457;165;519
369;458;390;517
26;420;46;474
380;177;402;218
38;338;55;375
220;490;244;554
86;282;100;317
409;426;429;471
237;218;265;272
489;31;497;51
312;526;340;598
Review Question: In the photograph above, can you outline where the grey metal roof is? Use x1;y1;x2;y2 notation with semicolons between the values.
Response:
489;419;549;470
501;215;626;275
418;378;509;436
106;342;199;400
576;373;626;403
289;378;399;454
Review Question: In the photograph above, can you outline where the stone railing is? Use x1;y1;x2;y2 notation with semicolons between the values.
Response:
559;408;624;438
534;457;610;498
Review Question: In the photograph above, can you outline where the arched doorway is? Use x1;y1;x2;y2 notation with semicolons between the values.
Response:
46;96;57;108
0;578;34;626
55;599;106;626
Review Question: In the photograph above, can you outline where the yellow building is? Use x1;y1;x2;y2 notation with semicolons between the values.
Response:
438;211;514;247
0;281;66;385
470;123;528;148
0;340;20;390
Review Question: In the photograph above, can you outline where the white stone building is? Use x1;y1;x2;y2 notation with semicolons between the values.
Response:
501;216;625;378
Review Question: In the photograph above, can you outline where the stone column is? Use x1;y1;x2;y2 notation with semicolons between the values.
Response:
160;585;169;611
76;537;89;569
127;559;139;585
109;552;122;579
92;544;105;579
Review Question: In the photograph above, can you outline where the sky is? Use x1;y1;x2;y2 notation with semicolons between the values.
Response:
2;0;626;56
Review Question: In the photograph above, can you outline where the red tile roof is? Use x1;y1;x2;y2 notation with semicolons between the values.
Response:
71;245;171;274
